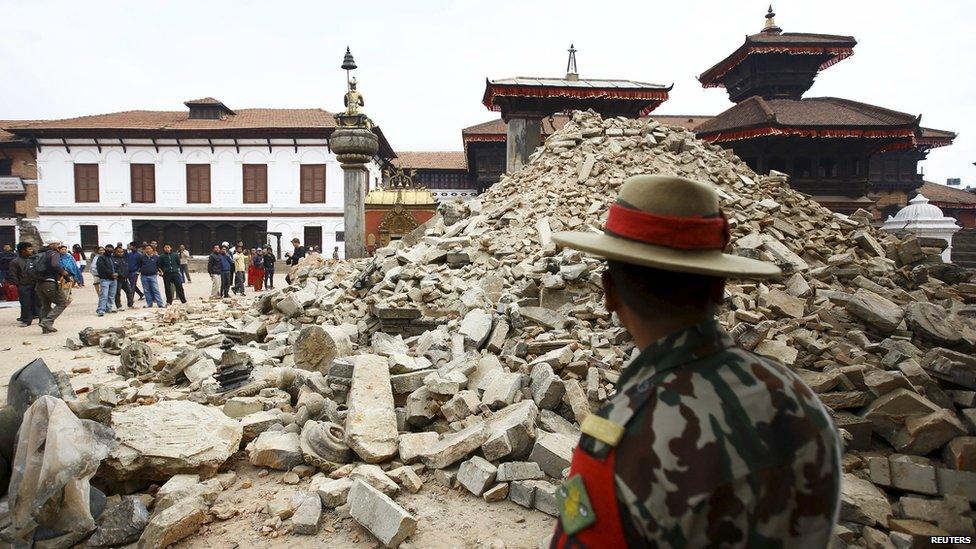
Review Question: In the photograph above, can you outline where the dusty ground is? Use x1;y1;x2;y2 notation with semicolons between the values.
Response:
0;271;239;405
0;271;554;548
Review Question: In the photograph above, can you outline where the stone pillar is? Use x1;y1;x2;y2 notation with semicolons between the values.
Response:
506;117;542;174
342;165;367;258
330;122;378;259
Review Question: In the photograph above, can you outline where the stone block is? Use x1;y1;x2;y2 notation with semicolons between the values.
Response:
945;437;976;472
496;461;544;482
483;483;509;503
460;309;493;351
846;289;905;333
458;456;498;496
441;390;480;422
529;431;575;478
890;456;939;495
387;465;424;493
248;431;303;471
137;496;207;549
390;370;430;395
486;319;509;354
530;365;565;410
937;467;976;502
104;400;242;482
839;473;892;527
345;354;399;463
313;476;354;508
420;422;490;470
349;464;399;496
292;491;322;535
481;372;521;410
348;480;418;548
398;432;440;464
240;409;281;442
534;482;559;516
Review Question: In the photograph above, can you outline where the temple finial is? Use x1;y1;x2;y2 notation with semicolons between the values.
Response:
566;44;579;81
763;5;782;34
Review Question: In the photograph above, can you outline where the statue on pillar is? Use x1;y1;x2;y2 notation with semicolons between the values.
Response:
344;77;364;117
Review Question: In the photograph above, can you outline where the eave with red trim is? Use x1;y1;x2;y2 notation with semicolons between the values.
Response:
482;77;671;119
698;37;856;88
698;125;918;152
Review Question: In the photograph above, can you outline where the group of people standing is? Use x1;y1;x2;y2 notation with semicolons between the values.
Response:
206;239;281;299
0;236;305;331
0;239;194;333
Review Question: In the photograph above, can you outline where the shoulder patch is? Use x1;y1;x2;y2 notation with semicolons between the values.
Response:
581;414;625;447
557;475;596;535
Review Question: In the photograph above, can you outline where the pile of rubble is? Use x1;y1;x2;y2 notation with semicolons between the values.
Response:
3;110;975;547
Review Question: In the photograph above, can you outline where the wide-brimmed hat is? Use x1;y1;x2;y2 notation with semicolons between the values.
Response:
553;175;781;279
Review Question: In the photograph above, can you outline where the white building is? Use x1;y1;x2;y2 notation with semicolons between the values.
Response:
10;98;394;256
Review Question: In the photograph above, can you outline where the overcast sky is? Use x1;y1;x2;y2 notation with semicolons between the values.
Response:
2;0;972;187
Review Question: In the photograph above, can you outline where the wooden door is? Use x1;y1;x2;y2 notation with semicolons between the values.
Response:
303;226;322;251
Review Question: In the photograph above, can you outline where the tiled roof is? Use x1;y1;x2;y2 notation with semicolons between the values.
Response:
699;31;856;87
14;108;339;132
184;97;224;105
919;182;976;206
747;32;857;45
462;114;710;140
488;77;668;89
920;127;956;139
392;151;467;171
696;96;918;135
0;120;39;144
8;109;396;159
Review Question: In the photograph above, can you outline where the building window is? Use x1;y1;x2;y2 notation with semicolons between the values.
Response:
186;164;211;204
243;164;268;204
74;163;99;203
0;158;12;176
300;164;326;203
130;163;156;203
80;225;99;250
335;231;344;242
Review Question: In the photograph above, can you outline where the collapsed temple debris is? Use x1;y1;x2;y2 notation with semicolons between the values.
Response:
0;111;973;547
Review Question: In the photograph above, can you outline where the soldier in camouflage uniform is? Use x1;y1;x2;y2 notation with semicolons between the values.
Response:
550;175;841;547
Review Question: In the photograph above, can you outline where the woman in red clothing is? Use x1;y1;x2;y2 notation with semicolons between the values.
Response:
251;248;264;291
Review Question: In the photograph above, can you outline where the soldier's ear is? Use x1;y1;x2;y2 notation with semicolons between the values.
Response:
601;269;619;314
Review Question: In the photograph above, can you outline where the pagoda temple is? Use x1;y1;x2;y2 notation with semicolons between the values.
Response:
695;7;955;215
483;45;671;172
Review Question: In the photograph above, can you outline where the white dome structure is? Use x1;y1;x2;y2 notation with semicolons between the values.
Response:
882;193;962;263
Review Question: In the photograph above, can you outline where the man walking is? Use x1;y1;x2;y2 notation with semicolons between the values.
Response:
126;242;144;300
36;240;70;333
219;245;233;298
549;175;840;547
111;245;133;309
7;242;38;327
263;246;275;289
158;244;187;304
178;244;191;282
207;244;222;298
93;245;118;316
136;244;164;308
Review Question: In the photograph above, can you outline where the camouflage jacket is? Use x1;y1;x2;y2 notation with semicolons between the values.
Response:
569;318;841;547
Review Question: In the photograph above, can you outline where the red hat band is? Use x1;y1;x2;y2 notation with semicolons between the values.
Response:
603;203;730;251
